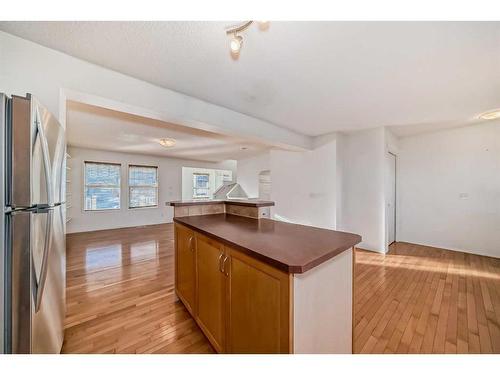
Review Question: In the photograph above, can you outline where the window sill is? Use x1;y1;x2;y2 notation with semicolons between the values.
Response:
127;205;159;211
83;208;121;213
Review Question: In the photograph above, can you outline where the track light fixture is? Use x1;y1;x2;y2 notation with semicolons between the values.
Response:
225;21;269;58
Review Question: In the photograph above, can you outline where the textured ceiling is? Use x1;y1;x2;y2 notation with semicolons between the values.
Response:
1;21;500;137
66;101;271;162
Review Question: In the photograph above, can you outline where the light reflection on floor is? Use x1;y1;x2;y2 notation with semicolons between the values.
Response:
356;259;500;281
85;244;123;271
63;223;213;353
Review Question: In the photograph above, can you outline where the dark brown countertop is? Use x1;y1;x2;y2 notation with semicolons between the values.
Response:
167;199;275;208
174;214;361;274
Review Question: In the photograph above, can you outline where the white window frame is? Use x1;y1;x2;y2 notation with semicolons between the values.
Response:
83;161;121;212
192;172;211;199
128;164;159;209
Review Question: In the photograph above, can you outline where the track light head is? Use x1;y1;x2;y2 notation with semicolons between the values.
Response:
230;34;243;54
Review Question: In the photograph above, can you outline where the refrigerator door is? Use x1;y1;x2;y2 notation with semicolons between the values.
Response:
32;204;65;354
31;97;66;207
6;210;32;354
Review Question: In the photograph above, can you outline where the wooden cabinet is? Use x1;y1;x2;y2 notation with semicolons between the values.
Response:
195;234;226;353
175;224;196;315
226;248;292;353
174;224;292;354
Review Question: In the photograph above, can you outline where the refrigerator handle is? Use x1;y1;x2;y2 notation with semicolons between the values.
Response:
34;106;54;207
33;209;53;312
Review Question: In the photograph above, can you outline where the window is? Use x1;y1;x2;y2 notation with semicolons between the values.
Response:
84;162;121;211
193;173;210;198
128;165;158;208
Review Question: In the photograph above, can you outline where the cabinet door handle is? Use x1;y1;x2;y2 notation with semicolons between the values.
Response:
218;252;224;273
188;236;194;252
222;255;229;277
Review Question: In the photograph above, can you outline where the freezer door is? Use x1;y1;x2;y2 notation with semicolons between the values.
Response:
31;97;66;206
6;206;65;354
32;204;65;354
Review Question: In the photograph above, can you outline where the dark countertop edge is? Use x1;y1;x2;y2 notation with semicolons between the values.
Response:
173;216;361;274
224;200;275;207
167;200;275;208
167;200;224;207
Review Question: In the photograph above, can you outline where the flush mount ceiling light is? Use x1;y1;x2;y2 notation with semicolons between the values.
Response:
158;138;176;148
226;21;269;58
478;109;500;120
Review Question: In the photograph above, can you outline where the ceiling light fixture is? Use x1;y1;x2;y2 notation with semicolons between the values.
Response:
478;109;500;120
225;21;269;58
158;138;176;148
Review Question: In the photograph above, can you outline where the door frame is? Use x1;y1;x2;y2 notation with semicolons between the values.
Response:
387;151;397;247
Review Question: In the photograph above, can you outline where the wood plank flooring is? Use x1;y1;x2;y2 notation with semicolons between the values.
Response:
62;224;500;354
62;224;214;353
354;242;500;353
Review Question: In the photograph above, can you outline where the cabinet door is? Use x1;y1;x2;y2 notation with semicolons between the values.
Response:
175;224;196;315
195;234;226;352
226;247;292;354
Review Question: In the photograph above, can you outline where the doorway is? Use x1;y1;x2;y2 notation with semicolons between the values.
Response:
258;170;271;200
386;152;396;247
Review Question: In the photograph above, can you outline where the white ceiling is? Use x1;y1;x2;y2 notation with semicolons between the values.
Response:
1;21;500;137
66;101;271;162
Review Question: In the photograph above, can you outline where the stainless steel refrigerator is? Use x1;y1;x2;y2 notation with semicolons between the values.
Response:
1;93;66;354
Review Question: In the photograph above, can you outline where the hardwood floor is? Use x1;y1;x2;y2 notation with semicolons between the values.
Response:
62;224;214;353
354;242;500;353
63;224;500;354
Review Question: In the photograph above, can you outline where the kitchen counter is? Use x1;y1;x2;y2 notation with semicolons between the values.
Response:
173;212;362;353
174;213;361;273
167;199;274;219
168;199;275;207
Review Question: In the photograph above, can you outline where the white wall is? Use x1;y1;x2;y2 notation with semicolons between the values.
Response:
270;135;338;229
0;31;310;149
236;153;270;198
397;122;500;258
338;128;386;252
67;146;236;233
237;137;338;229
240;123;500;259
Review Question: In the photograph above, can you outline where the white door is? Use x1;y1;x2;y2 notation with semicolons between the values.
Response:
386;153;396;246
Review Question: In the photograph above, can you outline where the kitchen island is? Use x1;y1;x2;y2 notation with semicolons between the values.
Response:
168;200;361;354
